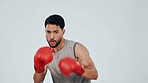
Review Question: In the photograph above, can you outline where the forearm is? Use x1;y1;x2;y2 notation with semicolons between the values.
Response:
33;67;47;83
82;68;98;80
33;72;46;83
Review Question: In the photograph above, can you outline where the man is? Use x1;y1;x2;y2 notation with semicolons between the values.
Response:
33;14;98;83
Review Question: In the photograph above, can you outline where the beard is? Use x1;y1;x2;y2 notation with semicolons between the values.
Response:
47;38;62;48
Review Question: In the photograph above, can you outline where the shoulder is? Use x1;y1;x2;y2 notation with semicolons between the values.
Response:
75;42;88;54
65;39;89;59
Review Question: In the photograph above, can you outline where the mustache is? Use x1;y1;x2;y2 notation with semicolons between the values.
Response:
49;39;56;42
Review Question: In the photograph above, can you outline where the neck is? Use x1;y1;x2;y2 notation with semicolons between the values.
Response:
53;38;65;53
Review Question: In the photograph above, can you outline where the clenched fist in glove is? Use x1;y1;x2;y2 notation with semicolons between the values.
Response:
34;46;53;73
59;57;84;76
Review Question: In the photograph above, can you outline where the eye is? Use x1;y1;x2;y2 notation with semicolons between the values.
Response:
54;31;59;34
46;30;51;34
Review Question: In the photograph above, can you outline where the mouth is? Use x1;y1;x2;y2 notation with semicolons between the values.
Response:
49;40;56;45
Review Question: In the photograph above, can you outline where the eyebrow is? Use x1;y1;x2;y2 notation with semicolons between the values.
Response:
46;29;59;32
53;30;59;33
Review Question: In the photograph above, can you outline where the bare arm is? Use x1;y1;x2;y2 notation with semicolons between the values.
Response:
33;66;47;83
75;43;98;80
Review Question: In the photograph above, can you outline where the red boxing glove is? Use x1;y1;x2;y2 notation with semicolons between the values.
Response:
34;46;53;73
59;57;84;76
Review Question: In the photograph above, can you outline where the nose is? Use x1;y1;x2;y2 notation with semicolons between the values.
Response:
50;33;54;39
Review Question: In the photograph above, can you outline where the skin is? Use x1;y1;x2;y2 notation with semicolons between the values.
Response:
33;24;98;83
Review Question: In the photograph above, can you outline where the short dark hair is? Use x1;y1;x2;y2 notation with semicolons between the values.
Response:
44;14;65;29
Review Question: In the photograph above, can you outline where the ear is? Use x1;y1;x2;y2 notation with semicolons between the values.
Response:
62;29;65;34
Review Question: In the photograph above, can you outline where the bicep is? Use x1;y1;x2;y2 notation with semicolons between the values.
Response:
75;43;95;69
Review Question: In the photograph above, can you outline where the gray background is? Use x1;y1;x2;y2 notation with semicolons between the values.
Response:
0;0;148;83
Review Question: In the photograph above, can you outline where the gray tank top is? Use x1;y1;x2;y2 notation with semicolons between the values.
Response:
47;39;90;83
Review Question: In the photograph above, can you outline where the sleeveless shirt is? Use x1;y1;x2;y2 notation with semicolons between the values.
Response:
47;39;91;83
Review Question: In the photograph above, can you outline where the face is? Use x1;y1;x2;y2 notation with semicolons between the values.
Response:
45;24;65;48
